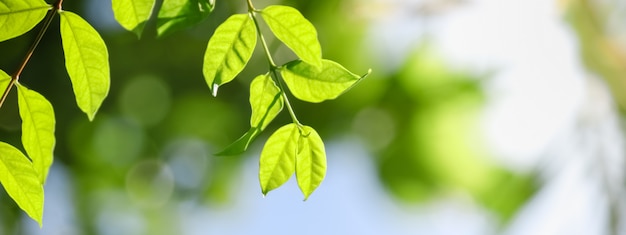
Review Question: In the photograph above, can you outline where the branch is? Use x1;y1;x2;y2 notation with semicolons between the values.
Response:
0;0;63;109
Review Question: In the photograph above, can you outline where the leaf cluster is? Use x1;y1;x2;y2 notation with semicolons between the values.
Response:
0;0;110;225
0;0;369;225
203;2;370;199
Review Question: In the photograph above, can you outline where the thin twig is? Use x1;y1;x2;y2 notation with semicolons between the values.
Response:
0;0;63;109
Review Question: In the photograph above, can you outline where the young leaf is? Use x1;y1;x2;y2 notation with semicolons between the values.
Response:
60;11;110;121
259;123;299;195
0;69;10;95
111;0;155;37
295;126;326;200
281;59;369;103
203;14;256;96
0;142;44;226
17;83;55;184
0;0;50;42
250;73;283;130
261;5;322;68
157;0;214;37
216;74;283;155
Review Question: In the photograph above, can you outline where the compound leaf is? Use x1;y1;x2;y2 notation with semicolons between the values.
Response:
60;11;110;121
157;0;214;37
0;142;44;226
261;5;322;68
111;0;155;37
281;59;369;103
259;123;299;195
203;13;256;96
216;74;283;156
0;0;49;42
17;83;55;184
295;126;326;200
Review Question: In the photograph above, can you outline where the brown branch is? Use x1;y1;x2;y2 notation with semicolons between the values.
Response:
0;0;63;109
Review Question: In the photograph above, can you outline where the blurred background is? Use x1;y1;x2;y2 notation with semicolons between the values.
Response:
1;0;626;234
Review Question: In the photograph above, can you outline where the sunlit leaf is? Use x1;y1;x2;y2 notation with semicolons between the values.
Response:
250;73;283;129
111;0;155;37
60;11;110;121
259;123;299;195
0;69;10;95
0;0;49;42
17;83;55;184
216;74;283;156
281;59;369;103
261;5;322;68
157;0;214;37
295;126;326;200
203;13;256;96
0;142;44;226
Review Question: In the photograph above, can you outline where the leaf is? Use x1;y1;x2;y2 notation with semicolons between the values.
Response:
281;59;370;103
259;123;299;195
261;5;322;68
17;83;55;184
203;13;256;96
0;69;10;95
111;0;155;37
216;74;283;156
0;0;49;42
295;126;326;200
215;128;258;156
60;11;110;121
249;73;283;130
157;0;214;37
0;142;44;226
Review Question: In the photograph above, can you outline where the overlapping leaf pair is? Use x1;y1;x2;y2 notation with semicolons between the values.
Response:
111;0;215;38
0;0;110;225
202;3;370;199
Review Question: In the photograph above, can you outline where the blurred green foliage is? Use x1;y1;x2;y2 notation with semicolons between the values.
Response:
0;0;566;234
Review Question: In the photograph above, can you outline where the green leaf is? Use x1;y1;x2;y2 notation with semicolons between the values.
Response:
17;83;55;184
250;73;283;130
295;126;326;200
0;142;44;226
216;74;283;156
0;69;10;95
203;13;256;96
215;128;259;156
111;0;155;37
259;123;299;195
60;11;110;121
281;59;370;103
0;0;49;42
157;0;214;37
261;5;322;68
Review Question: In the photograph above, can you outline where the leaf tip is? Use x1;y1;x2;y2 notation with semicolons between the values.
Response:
87;113;96;122
214;148;241;156
211;83;219;97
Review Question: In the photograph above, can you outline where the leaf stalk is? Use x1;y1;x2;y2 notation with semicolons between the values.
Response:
249;5;303;127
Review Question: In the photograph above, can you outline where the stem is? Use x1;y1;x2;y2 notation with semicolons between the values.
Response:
249;12;276;68
0;1;62;109
271;70;302;127
248;4;303;127
246;0;256;12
